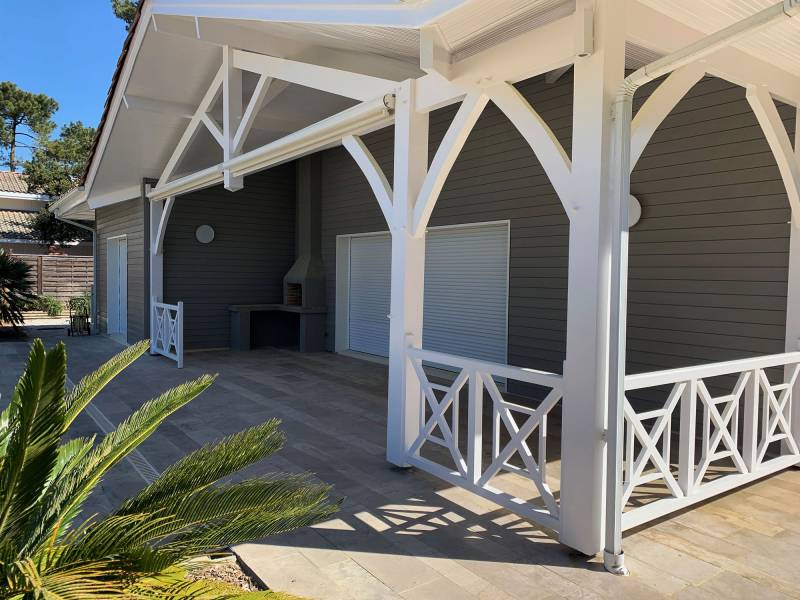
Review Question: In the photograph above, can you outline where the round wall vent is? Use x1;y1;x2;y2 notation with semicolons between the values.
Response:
195;225;215;244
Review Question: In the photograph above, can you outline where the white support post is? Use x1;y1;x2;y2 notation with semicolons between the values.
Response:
559;0;627;557
223;45;244;191
149;195;164;355
786;109;800;449
386;79;430;467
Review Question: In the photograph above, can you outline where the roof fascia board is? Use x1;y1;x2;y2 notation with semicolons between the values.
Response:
149;0;467;28
0;192;50;201
628;0;800;106
87;184;143;210
83;2;155;201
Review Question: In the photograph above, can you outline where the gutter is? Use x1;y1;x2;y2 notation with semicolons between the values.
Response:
604;0;800;576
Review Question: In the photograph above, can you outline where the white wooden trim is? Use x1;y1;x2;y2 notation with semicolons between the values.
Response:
86;184;144;209
223;45;244;191
342;134;393;227
157;64;224;188
420;25;451;79
788;110;800;449
412;91;489;237
152;300;184;368
746;85;800;225
630;62;706;169
201;113;224;147
487;82;572;208
233;74;273;155
232;48;398;102
153;196;175;255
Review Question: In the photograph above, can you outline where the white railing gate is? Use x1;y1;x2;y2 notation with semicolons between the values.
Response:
151;298;184;368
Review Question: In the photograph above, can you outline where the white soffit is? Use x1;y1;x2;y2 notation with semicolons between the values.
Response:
440;0;575;61
639;0;800;77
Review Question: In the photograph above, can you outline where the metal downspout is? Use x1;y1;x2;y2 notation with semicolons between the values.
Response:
603;0;800;576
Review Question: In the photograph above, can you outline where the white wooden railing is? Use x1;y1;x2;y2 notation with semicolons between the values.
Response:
151;299;184;368
620;352;800;530
405;346;564;531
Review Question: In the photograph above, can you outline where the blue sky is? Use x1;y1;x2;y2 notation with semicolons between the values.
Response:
1;0;128;161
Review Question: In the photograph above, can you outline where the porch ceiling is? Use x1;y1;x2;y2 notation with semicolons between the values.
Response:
84;0;800;208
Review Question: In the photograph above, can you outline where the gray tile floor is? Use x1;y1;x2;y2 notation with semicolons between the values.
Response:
2;328;800;599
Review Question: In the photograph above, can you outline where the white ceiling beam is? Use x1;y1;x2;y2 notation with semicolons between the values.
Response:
628;0;800;106
149;0;467;28
412;90;489;237
233;75;273;155
630;62;706;169
420;25;452;80
222;45;244;191
157;64;224;189
122;94;196;119
746;85;800;225
342;134;393;226
416;13;575;112
487;82;572;207
232;49;399;102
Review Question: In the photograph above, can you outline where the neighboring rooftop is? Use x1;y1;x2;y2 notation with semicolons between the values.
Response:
0;171;29;194
0;209;36;240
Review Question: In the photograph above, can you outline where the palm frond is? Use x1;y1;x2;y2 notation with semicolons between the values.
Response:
128;576;274;600
4;556;126;599
0;340;66;543
64;340;150;429
119;420;284;515
28;375;215;551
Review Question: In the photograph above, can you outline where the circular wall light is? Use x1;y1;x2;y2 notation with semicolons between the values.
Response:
195;225;215;244
629;195;642;228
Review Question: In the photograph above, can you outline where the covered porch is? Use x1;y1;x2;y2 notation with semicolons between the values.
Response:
60;0;800;575
4;330;800;599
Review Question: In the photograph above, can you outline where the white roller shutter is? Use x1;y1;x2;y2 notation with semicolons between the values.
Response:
348;234;392;357
346;222;508;364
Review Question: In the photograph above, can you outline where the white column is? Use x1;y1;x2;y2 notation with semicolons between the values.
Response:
387;79;430;466
149;196;164;354
223;45;244;191
559;0;627;556
786;108;800;448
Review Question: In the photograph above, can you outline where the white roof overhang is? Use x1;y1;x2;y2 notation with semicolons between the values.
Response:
83;0;800;210
51;187;95;221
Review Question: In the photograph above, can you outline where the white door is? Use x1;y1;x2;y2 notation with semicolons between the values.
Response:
107;237;128;338
346;222;509;363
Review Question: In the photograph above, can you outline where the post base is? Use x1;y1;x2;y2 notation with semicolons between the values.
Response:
603;550;630;576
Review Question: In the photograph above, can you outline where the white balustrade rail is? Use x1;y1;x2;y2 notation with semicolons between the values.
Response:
621;352;800;530
406;346;564;531
152;299;184;368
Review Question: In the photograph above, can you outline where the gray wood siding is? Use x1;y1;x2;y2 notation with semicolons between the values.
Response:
96;197;146;343
628;76;794;374
163;165;296;350
320;72;794;376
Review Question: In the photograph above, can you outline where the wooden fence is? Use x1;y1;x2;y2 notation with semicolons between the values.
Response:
17;255;93;302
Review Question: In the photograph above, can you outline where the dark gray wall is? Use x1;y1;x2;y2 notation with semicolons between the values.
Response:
163;165;295;349
319;72;794;376
96;197;147;343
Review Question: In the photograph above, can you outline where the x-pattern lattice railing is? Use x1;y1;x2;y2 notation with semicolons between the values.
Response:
152;299;183;368
621;352;800;530
405;346;563;531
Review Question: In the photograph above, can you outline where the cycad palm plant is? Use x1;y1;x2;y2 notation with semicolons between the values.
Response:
0;250;34;330
0;339;338;598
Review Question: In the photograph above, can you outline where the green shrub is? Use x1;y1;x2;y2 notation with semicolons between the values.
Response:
0;339;337;598
0;250;35;329
30;294;63;317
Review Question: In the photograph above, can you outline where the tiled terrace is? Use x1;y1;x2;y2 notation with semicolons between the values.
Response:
2;328;800;600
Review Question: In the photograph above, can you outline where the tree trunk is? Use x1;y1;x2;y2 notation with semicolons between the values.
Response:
8;122;16;171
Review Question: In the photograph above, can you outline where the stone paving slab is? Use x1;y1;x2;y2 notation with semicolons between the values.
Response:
2;329;800;600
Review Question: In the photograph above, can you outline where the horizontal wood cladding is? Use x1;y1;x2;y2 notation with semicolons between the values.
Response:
163;166;295;350
320;71;793;378
96;197;146;343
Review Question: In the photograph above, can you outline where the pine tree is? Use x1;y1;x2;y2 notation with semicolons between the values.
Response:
0;82;58;172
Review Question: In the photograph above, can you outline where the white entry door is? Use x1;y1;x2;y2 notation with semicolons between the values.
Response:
345;222;509;363
107;237;128;339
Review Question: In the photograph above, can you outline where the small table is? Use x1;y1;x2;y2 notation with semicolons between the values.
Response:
228;304;327;352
